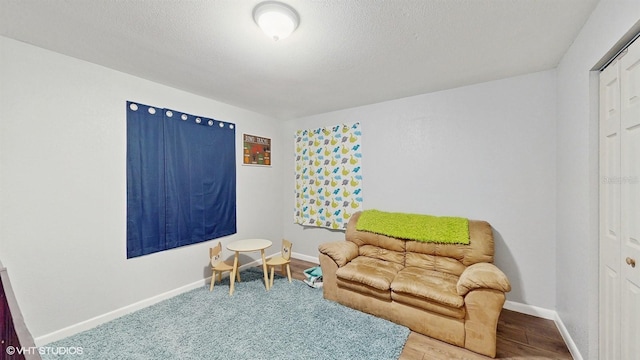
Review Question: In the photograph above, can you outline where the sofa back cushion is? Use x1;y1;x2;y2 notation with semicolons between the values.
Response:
359;245;405;264
346;212;405;265
405;252;467;276
346;212;494;274
405;219;494;274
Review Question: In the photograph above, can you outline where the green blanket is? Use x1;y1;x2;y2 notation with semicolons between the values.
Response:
355;210;470;244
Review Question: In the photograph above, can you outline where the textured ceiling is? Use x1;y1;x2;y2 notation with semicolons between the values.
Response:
0;0;599;120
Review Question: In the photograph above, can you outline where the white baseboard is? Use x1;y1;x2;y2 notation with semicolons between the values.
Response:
553;312;583;360
503;300;556;320
34;259;263;346
504;301;582;360
292;252;319;264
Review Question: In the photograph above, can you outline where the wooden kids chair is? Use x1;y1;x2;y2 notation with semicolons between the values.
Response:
209;242;240;291
265;239;292;288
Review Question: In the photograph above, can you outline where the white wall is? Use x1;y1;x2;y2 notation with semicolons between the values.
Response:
7;1;640;354
0;37;284;341
283;70;558;309
555;1;640;358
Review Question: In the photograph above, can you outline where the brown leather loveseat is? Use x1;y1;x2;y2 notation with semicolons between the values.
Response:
318;211;511;358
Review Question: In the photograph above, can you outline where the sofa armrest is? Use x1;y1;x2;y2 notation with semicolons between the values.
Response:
457;263;511;296
318;241;359;267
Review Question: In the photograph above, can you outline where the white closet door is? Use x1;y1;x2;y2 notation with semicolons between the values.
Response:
599;57;621;360
619;40;640;360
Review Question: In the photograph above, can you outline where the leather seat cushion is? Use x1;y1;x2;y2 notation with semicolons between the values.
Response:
391;292;466;319
391;267;464;308
336;256;404;291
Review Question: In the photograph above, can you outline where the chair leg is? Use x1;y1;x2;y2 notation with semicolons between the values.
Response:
218;272;222;283
270;266;275;288
210;270;216;292
286;263;292;283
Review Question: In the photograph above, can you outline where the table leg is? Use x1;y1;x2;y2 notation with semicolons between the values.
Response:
230;251;239;296
261;249;269;291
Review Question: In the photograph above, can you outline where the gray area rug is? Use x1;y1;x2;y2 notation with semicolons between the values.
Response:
42;268;410;359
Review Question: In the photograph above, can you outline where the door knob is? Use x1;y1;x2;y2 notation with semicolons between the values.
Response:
627;257;636;268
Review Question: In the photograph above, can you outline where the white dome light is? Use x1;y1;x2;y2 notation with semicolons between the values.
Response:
253;1;299;41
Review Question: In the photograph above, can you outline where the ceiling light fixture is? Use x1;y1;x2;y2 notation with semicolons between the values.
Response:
253;1;299;41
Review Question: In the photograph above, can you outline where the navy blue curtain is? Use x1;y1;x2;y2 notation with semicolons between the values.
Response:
127;102;236;258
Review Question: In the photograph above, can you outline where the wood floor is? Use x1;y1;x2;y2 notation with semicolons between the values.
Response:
283;258;572;360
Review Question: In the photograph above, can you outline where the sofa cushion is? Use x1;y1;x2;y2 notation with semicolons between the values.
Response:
359;244;404;264
337;279;392;300
346;212;406;253
336;256;404;291
391;292;466;319
391;267;464;308
404;220;494;267
405;252;466;276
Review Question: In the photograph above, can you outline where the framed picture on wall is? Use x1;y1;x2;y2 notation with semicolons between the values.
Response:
243;134;271;166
